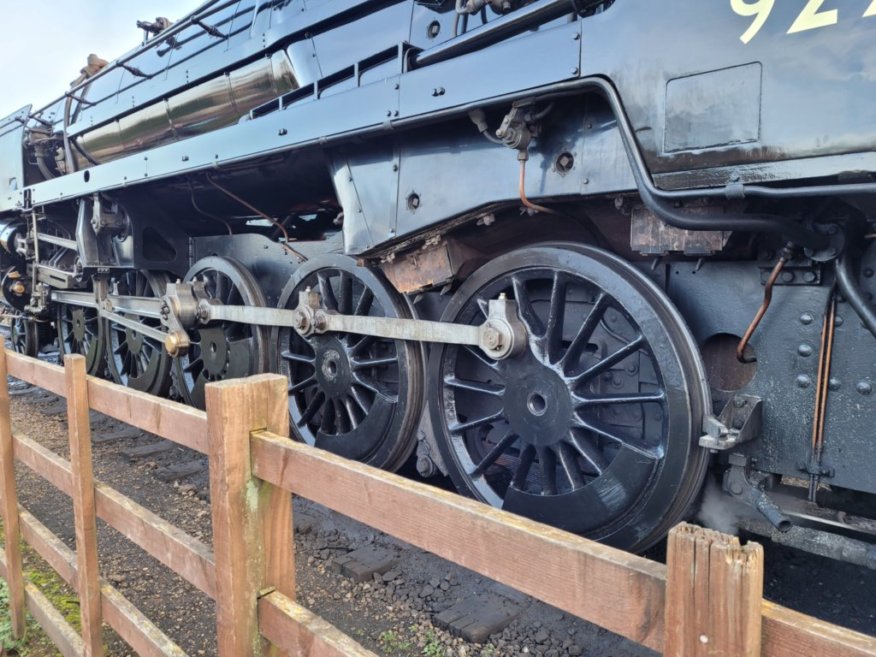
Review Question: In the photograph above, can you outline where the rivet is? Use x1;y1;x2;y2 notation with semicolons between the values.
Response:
864;268;874;278
699;635;709;645
834;315;843;327
573;33;580;40
781;271;795;283
800;312;814;325
796;375;811;389
857;380;873;396
181;155;189;162
828;377;841;391
797;344;813;357
571;67;580;75
278;128;288;136
802;271;817;284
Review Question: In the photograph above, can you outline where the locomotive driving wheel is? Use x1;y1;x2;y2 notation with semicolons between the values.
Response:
274;254;423;472
57;301;105;375
173;257;269;408
104;270;173;395
430;245;709;551
9;315;38;356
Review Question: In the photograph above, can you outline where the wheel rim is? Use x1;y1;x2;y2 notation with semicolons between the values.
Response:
275;255;423;471
10;316;36;356
57;302;105;375
430;245;708;551
174;257;268;408
104;271;172;395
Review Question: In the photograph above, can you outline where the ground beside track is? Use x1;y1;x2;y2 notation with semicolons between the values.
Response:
7;382;876;656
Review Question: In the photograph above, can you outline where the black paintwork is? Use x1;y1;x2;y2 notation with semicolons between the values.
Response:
0;0;874;540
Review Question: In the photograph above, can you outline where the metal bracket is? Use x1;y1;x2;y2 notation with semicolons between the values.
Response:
699;394;762;450
723;453;792;532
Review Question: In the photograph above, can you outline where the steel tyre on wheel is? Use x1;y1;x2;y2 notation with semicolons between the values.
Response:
429;244;710;551
274;254;424;472
104;270;173;395
173;256;269;408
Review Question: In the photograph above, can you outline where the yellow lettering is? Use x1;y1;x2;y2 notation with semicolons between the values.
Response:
731;0;776;44
787;0;838;34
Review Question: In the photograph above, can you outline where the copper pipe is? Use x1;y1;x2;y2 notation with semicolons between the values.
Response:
206;176;307;262
815;297;836;454
518;159;559;217
808;294;837;501
736;254;789;363
809;301;831;451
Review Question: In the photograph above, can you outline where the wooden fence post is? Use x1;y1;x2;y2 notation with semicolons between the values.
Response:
206;374;294;657
65;354;104;657
664;523;764;657
0;340;25;639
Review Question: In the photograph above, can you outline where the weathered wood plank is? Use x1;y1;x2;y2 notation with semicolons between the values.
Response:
762;602;876;657
25;579;86;657
95;483;217;599
259;591;379;657
5;350;208;454
17;509;188;657
250;432;667;651
0;548;84;657
664;523;763;657
0;340;26;638
206;374;294;657
65;355;104;657
13;434;216;598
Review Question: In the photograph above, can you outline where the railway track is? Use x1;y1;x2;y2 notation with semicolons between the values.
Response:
7;361;876;656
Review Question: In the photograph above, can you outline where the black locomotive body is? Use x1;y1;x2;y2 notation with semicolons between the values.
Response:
2;0;875;558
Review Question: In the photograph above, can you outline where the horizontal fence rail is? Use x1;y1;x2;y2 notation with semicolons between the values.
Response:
0;346;871;657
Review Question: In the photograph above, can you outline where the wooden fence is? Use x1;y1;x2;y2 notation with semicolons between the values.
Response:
0;345;874;657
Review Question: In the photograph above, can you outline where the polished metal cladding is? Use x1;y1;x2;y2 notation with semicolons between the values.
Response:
74;51;297;167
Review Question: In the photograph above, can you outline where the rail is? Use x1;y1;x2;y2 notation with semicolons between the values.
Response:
0;346;872;657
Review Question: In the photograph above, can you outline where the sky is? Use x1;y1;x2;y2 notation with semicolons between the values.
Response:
0;1;203;116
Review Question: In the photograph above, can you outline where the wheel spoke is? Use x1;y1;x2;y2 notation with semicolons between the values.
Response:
574;416;661;459
351;355;397;370
573;334;646;384
510;445;536;489
298;391;325;427
354;288;374;316
444;376;504;396
574;391;665;408
536;447;558;495
557;442;587;489
469;432;518;477
317;272;339;310
561;292;608;370
511;275;544;336
566;431;607;474
344;397;359;430
354;373;398;402
289;375;317;394
460;344;500;372
280;349;315;365
543;272;567;362
338;272;353;314
449;409;504;434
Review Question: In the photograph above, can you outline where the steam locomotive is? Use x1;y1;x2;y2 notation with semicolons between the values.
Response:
1;0;875;560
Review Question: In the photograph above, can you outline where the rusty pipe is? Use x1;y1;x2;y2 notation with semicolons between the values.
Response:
736;251;790;363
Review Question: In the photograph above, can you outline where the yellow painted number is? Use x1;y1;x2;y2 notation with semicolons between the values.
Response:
731;0;775;44
865;0;876;17
787;0;838;34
